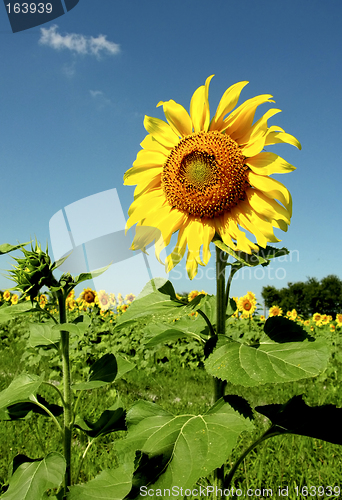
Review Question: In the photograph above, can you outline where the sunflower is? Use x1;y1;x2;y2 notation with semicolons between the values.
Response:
238;295;256;316
336;313;342;326
11;294;19;305
3;290;11;302
97;290;110;311
124;76;300;279
125;293;136;303
268;305;283;317
313;313;321;323
79;288;97;308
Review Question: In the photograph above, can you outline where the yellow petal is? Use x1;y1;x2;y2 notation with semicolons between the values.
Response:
246;152;296;175
238;108;281;146
133;149;167;168
223;95;274;140
126;189;165;223
144;116;179;148
166;226;188;272
190;75;214;133
124;164;163;185
265;130;301;150
248;171;292;215
157;99;192;137
186;250;199;280
210;81;249;131
246;188;291;225
140;134;171;154
133;173;161;200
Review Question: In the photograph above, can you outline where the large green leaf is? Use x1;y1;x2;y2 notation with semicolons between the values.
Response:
72;353;117;390
256;395;342;445
143;314;208;347
29;323;60;348
0;303;34;324
116;354;135;380
0;453;65;500
117;399;253;498
0;374;44;410
114;280;184;331
0;395;63;421
67;465;133;500
205;337;330;387
74;407;126;438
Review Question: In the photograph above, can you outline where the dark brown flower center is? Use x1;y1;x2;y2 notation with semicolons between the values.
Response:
161;131;249;218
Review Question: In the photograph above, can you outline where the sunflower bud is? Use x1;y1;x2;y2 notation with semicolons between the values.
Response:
8;240;59;301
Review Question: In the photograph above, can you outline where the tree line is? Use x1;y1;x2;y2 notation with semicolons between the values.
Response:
261;275;342;318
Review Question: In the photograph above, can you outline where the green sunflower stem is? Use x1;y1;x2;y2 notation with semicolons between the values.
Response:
57;291;73;499
213;246;227;498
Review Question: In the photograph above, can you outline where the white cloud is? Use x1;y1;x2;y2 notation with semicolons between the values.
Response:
89;90;112;108
39;25;120;58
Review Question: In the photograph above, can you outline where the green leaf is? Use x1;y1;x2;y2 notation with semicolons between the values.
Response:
205;337;330;387
67;465;133;500
213;237;289;268
256;395;342;445
261;316;309;343
116;354;135;380
72;314;91;335
0;452;65;500
53;251;73;270
52;323;82;336
143;315;208;347
114;280;184;331
0;374;44;411
72;353;117;390
0;242;30;255
74;263;112;287
1;395;63;421
29;323;60;348
74;407;126;438
0;303;34;324
117;399;253;498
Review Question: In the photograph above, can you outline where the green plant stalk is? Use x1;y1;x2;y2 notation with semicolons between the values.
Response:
224;428;287;487
58;291;73;498
213;246;227;497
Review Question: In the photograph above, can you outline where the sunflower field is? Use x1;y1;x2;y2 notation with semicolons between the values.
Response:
1;282;342;499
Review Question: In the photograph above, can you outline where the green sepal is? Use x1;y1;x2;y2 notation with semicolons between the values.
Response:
213;236;289;269
0;241;31;255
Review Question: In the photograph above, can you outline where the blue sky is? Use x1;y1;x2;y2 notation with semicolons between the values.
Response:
1;0;341;309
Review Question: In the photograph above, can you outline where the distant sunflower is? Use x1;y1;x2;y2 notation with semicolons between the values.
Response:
269;305;283;317
124;76;300;279
79;288;97;308
97;290;110;311
238;295;256;316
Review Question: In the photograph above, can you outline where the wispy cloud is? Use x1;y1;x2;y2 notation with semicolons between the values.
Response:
89;90;112;109
39;25;120;58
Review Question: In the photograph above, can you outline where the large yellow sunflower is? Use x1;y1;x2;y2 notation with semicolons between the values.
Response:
124;76;300;279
